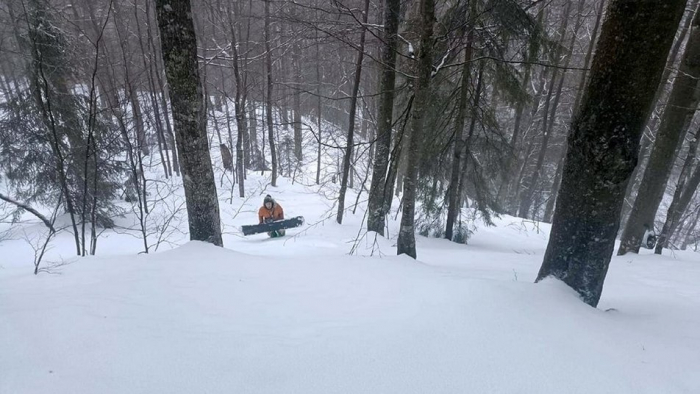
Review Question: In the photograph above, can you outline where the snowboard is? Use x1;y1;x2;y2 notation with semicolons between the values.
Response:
241;216;305;236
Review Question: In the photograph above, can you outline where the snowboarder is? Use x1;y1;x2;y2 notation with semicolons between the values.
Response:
258;194;285;237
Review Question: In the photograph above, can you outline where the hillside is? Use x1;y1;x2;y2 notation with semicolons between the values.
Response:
2;152;700;393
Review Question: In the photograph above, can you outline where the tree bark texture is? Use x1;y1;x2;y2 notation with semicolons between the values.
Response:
396;0;435;258
155;0;223;246
536;0;685;307
366;0;401;235
264;0;277;187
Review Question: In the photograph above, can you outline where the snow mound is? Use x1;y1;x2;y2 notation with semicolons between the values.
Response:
2;241;699;393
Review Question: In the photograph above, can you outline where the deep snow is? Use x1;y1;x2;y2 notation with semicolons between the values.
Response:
1;108;699;393
2;173;699;393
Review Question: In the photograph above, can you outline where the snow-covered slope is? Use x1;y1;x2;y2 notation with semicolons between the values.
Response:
2;105;700;392
2;237;699;394
2;176;700;393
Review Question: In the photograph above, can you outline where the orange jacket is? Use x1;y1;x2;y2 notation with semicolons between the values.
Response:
258;203;284;223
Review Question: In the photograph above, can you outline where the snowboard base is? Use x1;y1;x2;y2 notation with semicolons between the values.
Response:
241;216;304;236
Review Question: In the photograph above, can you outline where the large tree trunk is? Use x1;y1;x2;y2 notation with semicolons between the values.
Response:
366;0;401;235
536;0;685;307
396;0;435;258
618;9;700;255
155;0;223;246
336;0;369;224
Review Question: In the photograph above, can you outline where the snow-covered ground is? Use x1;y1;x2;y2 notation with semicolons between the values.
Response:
2;170;700;393
2;109;700;393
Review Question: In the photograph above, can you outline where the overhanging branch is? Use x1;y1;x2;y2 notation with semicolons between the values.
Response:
0;193;57;233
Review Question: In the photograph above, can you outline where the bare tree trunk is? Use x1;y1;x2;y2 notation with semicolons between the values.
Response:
337;0;370;224
248;101;258;151
385;95;414;214
26;1;82;256
537;0;685;307
113;1;151;218
155;0;223;246
446;17;475;241
396;0;435;258
238;0;251;173
680;204;700;250
648;0;699;125
543;152;565;222
225;3;246;198
316;30;323;185
523;0;587;219
497;10;546;210
620;0;699;224
292;32;303;163
518;1;576;218
544;0;605;222
507;66;549;214
511;130;538;212
455;63;485;216
144;0;179;176
366;0;401;235
264;0;277;186
147;79;171;177
656;126;700;253
618;9;700;255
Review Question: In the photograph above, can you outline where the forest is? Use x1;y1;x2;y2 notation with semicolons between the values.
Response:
0;0;700;305
2;0;700;392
